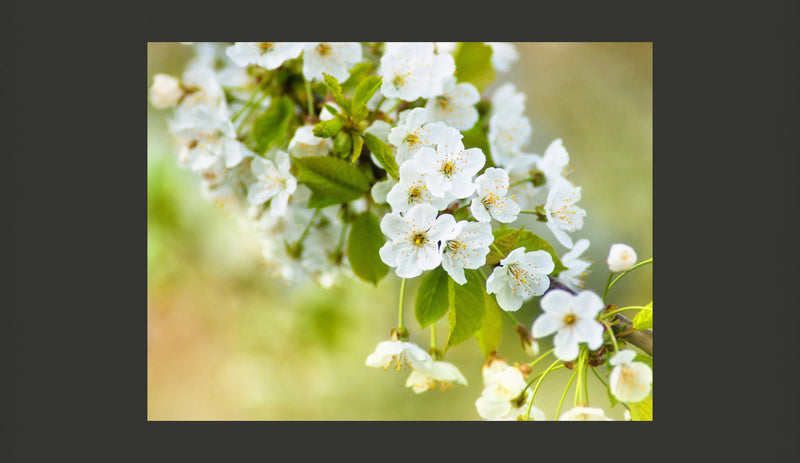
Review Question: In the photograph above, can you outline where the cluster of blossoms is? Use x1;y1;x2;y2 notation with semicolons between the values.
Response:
150;42;652;420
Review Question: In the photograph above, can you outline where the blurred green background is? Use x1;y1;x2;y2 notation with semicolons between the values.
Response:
147;42;652;420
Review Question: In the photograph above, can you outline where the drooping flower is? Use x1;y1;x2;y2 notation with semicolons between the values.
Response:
424;77;480;130
247;150;297;216
378;203;456;278
559;406;613;421
531;289;605;361
406;360;468;393
225;42;304;70
487;42;519;73
544;177;586;249
413;127;485;199
537;138;571;188
387;108;447;164
378;42;455;101
475;360;545;421
469;167;521;223
150;74;184;109
486;247;554;312
440;221;494;285
365;340;433;372
607;243;638;272
288;125;333;158
301;42;363;82
609;349;652;403
386;160;452;213
559;238;592;291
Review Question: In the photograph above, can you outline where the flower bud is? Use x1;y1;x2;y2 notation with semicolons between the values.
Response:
606;243;637;272
514;324;539;357
390;327;409;342
150;74;183;109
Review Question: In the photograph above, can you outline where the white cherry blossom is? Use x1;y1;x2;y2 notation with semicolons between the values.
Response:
387;108;447;164
486;247;554;312
607;243;638;272
405;360;467;393
487;42;519;72
440;221;494;285
247;150;297;216
378;42;455;101
609;349;652;403
559;238;591;291
169;105;243;171
288;125;333;158
538;138;571;188
470;167;521;223
531;289;605;361
386;160;452;213
413;127;485;199
365;340;433;372
226;42;304;70
301;42;362;82
150;74;183;109
559;406;613;421
424;77;480;130
544;177;586;249
475;361;545;420
378;204;456;278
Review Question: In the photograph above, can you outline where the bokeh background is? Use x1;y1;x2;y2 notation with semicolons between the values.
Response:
147;42;652;420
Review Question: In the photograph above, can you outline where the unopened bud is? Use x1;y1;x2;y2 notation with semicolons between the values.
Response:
518;363;532;375
390;327;409;342
515;324;539;357
529;168;546;187
150;74;184;109
607;243;637;272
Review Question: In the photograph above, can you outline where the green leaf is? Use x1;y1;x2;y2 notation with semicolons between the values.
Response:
461;123;493;166
253;96;295;153
323;104;340;117
629;394;653;421
291;155;369;203
307;191;344;209
312;117;343;138
445;269;486;350
346;211;389;284
414;267;450;328
485;228;568;277
633;308;653;331
634;354;653;369
322;73;349;114
352;75;382;117
475;283;503;357
453;42;496;92
363;132;399;180
341;61;374;90
351;132;364;162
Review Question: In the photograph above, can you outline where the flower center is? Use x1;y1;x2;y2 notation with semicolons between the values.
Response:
405;132;419;148
482;192;499;208
411;232;428;247
436;96;450;110
408;186;423;203
315;43;332;57
392;73;408;89
259;42;274;55
563;313;577;326
440;160;456;178
187;139;198;149
446;240;464;254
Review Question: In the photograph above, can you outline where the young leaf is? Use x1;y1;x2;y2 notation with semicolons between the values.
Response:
415;267;450;328
322;73;349;114
633;309;653;331
634;353;653;369
342;61;374;90
346;211;389;284
312;117;343;138
453;42;496;92
475;285;503;357
445;269;486;350
629;394;653;421
363;132;399;180
332;130;353;158
351;132;364;162
253;96;295;153
352;75;382;116
291;155;369;202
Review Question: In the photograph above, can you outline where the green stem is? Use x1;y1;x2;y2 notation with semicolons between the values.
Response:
518;210;539;215
528;348;554;369
398;278;407;329
508;178;532;189
601;306;653;320
516;364;564;402
525;358;562;420
583;352;590;405
606;258;653;295
430;323;436;350
236;93;270;134
602;272;615;301
295;209;321;248
602;321;620;352
574;349;585;406
304;78;315;116
503;310;522;326
556;365;580;420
